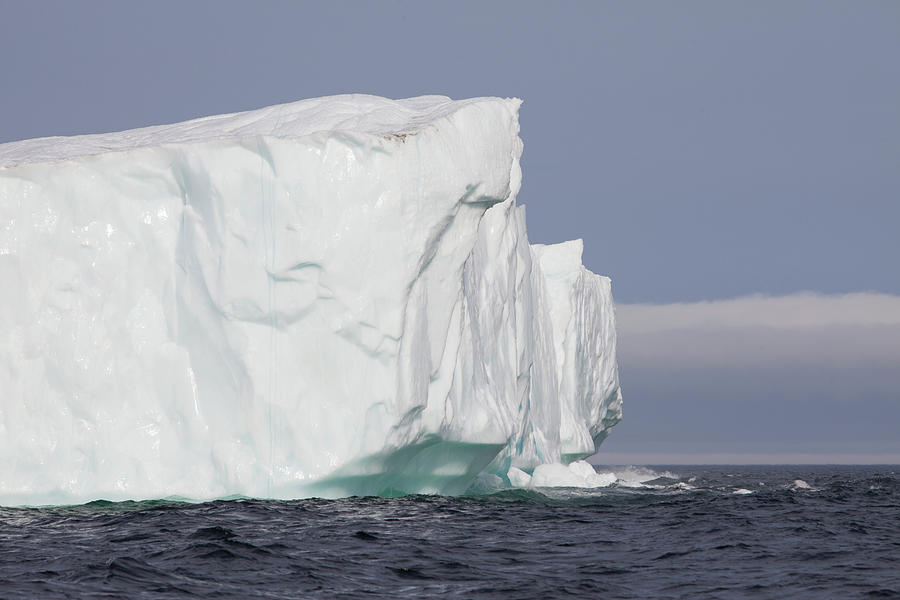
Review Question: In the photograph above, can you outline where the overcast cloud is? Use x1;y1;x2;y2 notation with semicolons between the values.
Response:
616;292;900;368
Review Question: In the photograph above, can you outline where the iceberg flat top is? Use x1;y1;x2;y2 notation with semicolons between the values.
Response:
0;94;520;168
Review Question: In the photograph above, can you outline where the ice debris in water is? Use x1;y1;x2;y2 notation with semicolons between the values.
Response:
507;463;680;490
0;94;622;505
530;461;617;488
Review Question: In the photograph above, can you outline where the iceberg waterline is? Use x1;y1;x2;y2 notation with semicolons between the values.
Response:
0;94;622;505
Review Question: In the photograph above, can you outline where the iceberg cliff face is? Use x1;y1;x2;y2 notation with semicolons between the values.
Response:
0;95;621;505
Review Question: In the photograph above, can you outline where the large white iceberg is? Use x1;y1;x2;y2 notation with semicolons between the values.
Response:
0;95;622;505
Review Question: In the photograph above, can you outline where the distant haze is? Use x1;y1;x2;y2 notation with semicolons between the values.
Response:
598;293;900;465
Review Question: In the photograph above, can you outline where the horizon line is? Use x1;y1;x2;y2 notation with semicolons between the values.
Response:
590;453;900;466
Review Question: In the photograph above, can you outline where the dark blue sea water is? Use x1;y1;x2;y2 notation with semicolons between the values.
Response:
1;465;898;599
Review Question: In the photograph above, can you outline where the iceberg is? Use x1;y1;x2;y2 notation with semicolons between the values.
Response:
0;94;622;505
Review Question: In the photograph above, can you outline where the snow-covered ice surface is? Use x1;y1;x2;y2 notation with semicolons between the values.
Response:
0;94;621;505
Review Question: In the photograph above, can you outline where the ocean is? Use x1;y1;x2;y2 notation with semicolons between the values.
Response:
1;465;897;599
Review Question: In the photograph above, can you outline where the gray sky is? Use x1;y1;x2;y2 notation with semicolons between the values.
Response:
2;1;898;462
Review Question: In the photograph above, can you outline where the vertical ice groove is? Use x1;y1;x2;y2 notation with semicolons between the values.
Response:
0;94;620;505
260;139;276;496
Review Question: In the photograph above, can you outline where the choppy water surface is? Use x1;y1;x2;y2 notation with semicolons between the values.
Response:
1;466;898;599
